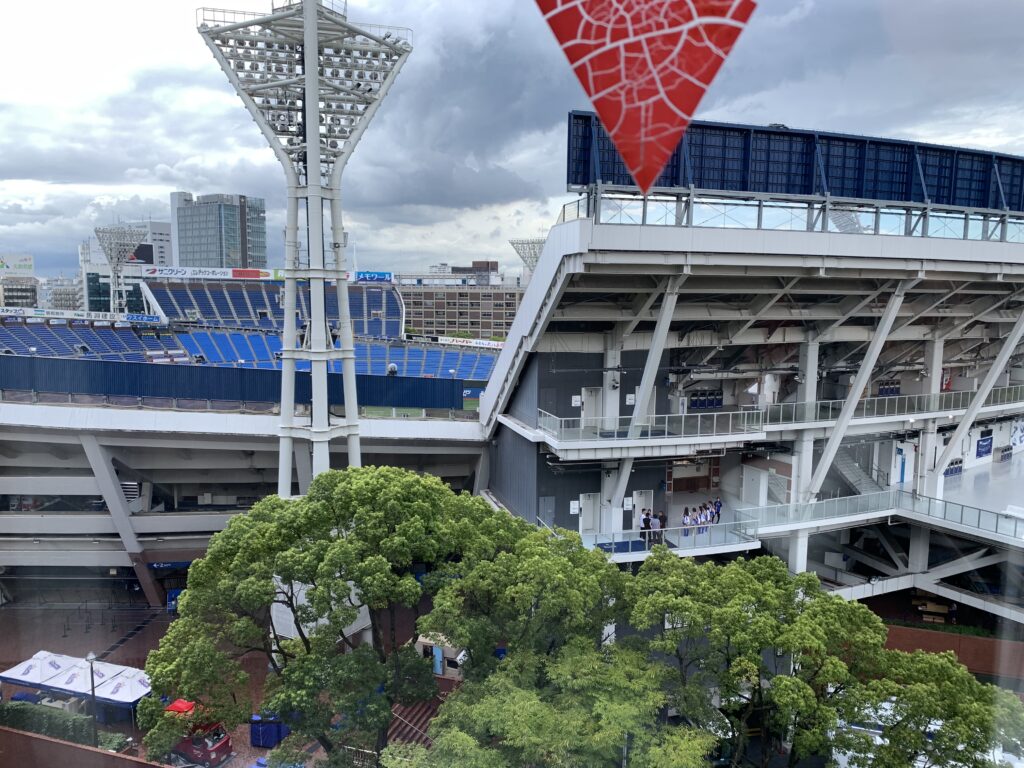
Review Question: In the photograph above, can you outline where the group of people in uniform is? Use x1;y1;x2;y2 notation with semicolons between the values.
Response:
639;497;724;546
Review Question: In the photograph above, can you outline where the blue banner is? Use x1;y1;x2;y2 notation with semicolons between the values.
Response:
976;436;994;458
355;271;393;283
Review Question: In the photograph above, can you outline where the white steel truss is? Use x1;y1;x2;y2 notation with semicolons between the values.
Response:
198;0;412;492
94;225;147;314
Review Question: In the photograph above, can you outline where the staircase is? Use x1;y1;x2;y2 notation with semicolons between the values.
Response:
833;448;883;495
767;471;789;504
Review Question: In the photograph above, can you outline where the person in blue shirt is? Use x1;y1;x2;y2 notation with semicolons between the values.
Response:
713;496;723;524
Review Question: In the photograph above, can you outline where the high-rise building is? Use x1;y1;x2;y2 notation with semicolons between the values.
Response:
40;275;84;310
170;192;267;269
0;276;39;307
129;220;173;266
397;261;524;339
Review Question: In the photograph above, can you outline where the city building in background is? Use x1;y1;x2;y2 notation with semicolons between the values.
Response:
170;192;267;269
39;274;84;311
0;276;39;307
129;220;173;266
397;261;524;339
0;254;37;308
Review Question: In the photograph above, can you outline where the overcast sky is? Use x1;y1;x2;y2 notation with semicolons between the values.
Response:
3;0;1024;277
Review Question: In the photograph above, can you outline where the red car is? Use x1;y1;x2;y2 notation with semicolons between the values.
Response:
164;699;233;768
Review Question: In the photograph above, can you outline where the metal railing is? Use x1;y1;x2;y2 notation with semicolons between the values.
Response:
749;490;903;528
0;389;479;422
741;490;1024;543
581;516;759;556
537;409;763;442
765;384;1024;425
896;491;1024;541
560;188;1024;245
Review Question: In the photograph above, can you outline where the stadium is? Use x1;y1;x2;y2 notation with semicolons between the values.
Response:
2;109;1024;640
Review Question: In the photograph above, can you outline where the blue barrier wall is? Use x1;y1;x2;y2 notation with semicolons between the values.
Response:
0;356;464;409
568;111;1024;212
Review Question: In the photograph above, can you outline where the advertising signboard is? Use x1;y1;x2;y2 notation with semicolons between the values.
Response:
0;306;164;325
976;436;994;458
0;254;34;277
355;271;394;283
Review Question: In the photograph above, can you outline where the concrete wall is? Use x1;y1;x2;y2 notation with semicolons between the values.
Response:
885;625;1024;682
489;426;538;523
507;353;539;427
534;351;670;419
0;727;158;768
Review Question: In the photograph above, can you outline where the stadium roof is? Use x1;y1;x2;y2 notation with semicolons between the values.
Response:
568;111;1024;214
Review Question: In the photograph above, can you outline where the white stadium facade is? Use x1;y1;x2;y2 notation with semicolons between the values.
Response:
3;113;1024;629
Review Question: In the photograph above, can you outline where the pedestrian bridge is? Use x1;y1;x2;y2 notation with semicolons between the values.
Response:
581;490;1024;563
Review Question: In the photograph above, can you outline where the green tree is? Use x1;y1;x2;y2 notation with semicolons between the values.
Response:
384;639;714;768
629;551;889;767
845;649;1024;768
772;593;887;766
420;525;626;679
141;466;531;761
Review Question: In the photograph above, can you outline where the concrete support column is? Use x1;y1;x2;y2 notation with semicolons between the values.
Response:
790;340;819;503
908;526;930;572
600;331;626;527
81;436;163;608
791;435;815;504
797;340;819;420
277;189;300;497
804;281;912;500
304;0;330;479
916;339;944;497
472;450;490;496
630;275;684;437
293;444;313;495
788;529;809;574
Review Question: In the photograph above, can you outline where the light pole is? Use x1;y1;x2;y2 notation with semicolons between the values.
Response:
85;651;98;748
197;0;413;493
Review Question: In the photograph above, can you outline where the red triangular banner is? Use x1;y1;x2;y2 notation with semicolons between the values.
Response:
538;0;756;194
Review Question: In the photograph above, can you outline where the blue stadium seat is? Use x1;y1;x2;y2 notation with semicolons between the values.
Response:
248;334;272;360
405;347;424;376
456;353;478;379
423;349;442;377
175;333;202;359
191;331;223;362
190;287;216;323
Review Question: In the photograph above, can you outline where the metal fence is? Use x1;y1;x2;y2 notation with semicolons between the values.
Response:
0;389;479;422
581;516;759;556
741;490;1024;543
561;188;1024;244
765;384;1024;425
537;409;763;442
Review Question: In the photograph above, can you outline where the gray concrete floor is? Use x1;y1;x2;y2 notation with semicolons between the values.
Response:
942;450;1024;513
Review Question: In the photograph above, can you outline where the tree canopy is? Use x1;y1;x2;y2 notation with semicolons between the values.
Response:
142;467;1024;767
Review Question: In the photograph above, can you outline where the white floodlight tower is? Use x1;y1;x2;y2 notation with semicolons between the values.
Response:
95;225;147;313
197;0;412;494
509;238;545;273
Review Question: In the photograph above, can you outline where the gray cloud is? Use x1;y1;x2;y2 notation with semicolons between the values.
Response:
6;0;1024;277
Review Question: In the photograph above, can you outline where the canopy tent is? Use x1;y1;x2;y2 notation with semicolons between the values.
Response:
51;659;126;697
94;667;152;708
0;651;150;709
0;651;77;689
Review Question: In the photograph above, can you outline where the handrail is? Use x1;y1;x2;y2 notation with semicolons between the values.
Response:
0;389;479;422
561;188;1024;245
765;384;1024;425
581;516;759;556
738;490;1024;543
538;409;763;442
